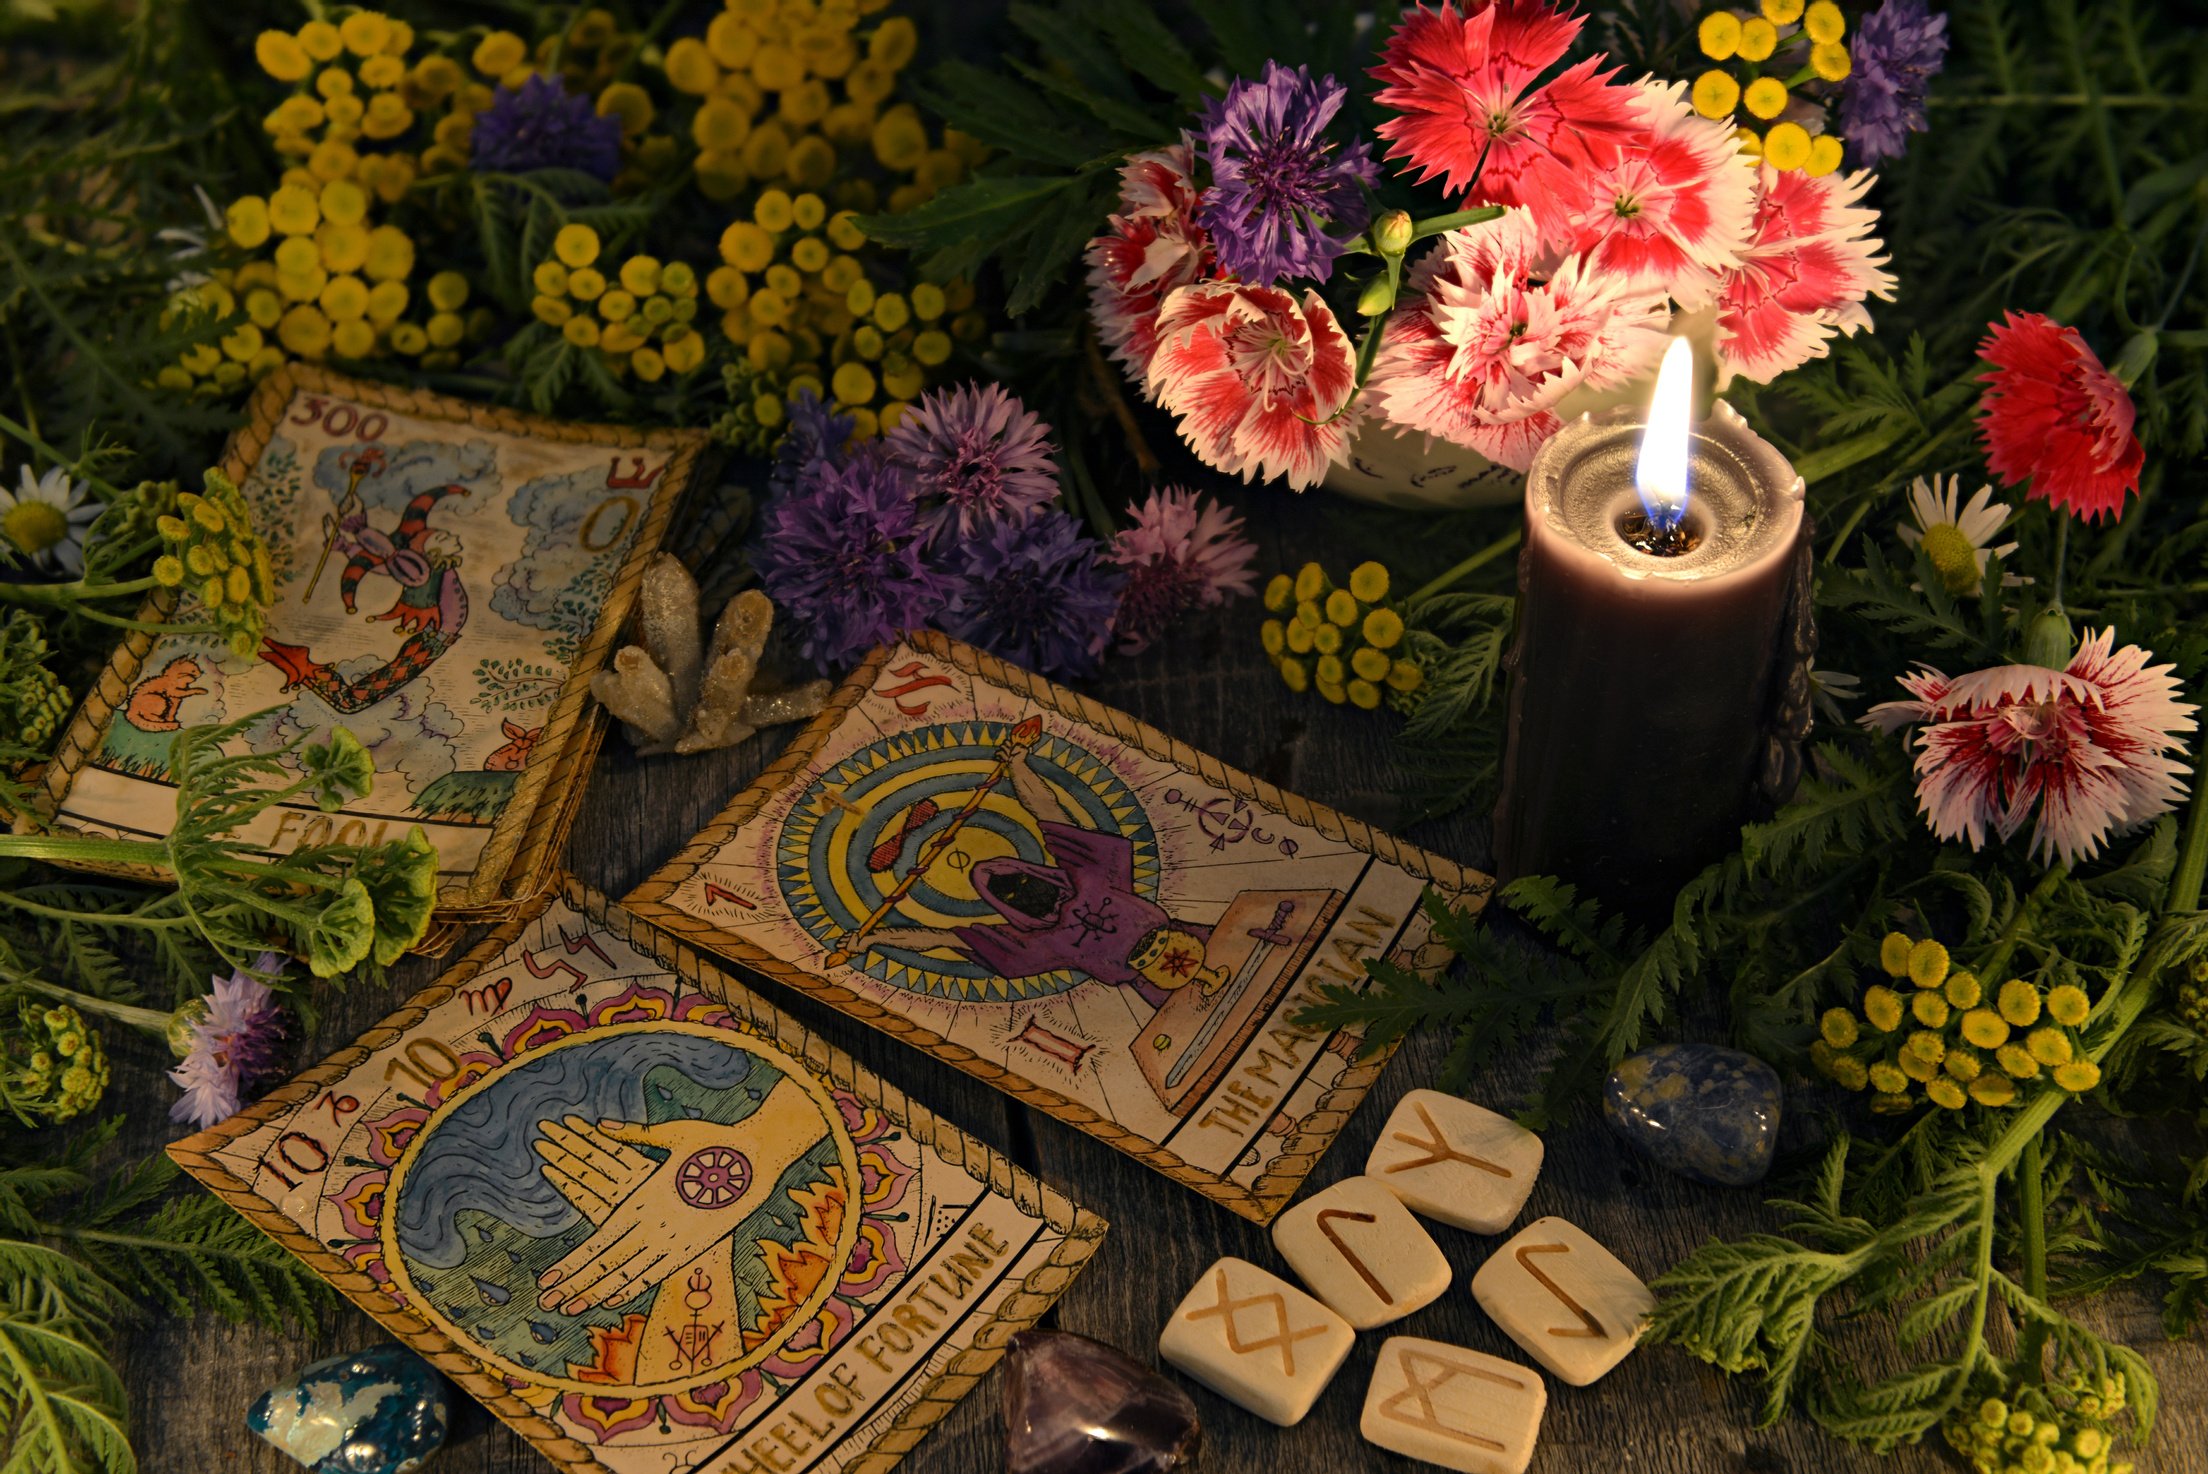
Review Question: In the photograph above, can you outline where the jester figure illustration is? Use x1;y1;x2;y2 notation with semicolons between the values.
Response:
259;445;472;714
831;719;1229;1005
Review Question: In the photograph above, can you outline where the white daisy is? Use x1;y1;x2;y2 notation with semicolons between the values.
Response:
0;466;102;575
1897;474;2026;595
1810;668;1861;727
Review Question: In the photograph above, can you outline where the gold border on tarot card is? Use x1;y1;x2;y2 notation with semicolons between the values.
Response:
168;874;1108;1474
625;631;1496;1224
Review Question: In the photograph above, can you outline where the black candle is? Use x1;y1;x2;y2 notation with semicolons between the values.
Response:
1494;342;1807;910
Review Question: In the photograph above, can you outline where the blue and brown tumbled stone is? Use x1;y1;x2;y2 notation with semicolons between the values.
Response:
247;1344;450;1474
1602;1042;1781;1187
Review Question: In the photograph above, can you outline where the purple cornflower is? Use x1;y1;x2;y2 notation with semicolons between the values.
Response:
884;383;1062;539
1107;486;1259;655
1196;62;1378;286
1840;0;1949;167
471;75;625;181
943;509;1124;679
753;456;954;669
167;954;288;1128
767;390;855;505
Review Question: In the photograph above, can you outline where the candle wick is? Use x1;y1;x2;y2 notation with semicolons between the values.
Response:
1617;507;1702;557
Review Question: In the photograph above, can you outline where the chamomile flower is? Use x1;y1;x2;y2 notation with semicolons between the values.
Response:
1898;475;2024;595
0;466;102;575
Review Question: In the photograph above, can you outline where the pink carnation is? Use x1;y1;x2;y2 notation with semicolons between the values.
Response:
1085;139;1213;390
1370;0;1641;244
1714;163;1897;383
1864;628;2196;866
1145;282;1359;489
1556;79;1755;308
1364;209;1672;471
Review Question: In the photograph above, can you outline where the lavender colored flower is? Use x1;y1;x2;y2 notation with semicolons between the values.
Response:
1196;62;1378;286
884;382;1062;539
471;75;625;181
167;953;288;1128
1841;0;1949;167
767;390;856;505
1108;486;1259;654
943;509;1124;679
753;456;954;669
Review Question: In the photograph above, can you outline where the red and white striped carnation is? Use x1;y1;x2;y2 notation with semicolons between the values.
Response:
1085;139;1214;390
1145;282;1360;489
1715;163;1897;383
1864;628;2197;866
1363;209;1672;471
1557;79;1755;308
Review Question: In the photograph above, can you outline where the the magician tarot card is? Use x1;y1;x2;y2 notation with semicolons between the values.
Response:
627;632;1493;1223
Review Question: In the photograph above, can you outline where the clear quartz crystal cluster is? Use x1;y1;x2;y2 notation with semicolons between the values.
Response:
590;552;830;754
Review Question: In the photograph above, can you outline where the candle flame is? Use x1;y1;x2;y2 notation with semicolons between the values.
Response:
1635;337;1695;534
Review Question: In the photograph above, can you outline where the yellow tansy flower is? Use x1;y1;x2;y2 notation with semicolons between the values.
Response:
1805;1;1847;43
256;30;312;82
1762;0;1805;21
1998;980;2043;1027
363;225;414;282
598;81;654;135
1692;70;1740;120
1763;122;1812;170
2046;984;2091;1027
1961;1009;2010;1050
1743;77;1789;120
1911;993;1950;1029
1926;1078;1965;1110
473;31;527;78
227;196;273;249
1944;971;1982;1009
1867;1061;1908;1095
1811;42;1852;82
298;20;344;62
1737;16;1778;61
1697;11;1741;59
666;37;721;95
2025;1027;2073;1067
1879;932;1912;977
2052;1059;2101;1093
339;11;391;57
1820;1008;1859;1048
1944;1047;1982;1082
1805;134;1844;177
1864;985;1904;1033
1996;1044;2038;1080
1968;1074;2016;1107
555;224;602;269
1907;938;1949;989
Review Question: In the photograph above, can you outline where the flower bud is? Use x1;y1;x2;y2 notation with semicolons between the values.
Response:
1356;273;1396;317
1373;209;1414;256
2022;604;2074;669
2109;330;2158;387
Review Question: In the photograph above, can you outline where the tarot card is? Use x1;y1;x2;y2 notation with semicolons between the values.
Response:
170;878;1105;1474
37;365;695;908
627;633;1493;1223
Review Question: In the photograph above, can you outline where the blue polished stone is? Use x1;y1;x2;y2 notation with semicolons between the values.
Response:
1602;1042;1781;1187
247;1345;451;1474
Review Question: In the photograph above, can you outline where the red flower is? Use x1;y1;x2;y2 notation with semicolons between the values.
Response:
1977;311;2143;523
1084;139;1213;392
1370;0;1640;243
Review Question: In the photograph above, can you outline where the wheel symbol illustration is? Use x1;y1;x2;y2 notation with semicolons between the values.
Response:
676;1145;751;1209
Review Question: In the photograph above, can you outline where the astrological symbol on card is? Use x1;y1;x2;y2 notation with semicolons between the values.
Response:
605;455;666;490
1011;1018;1092;1071
461;978;512;1015
1376;1349;1525;1449
1515;1243;1606;1338
944;847;973;871
262;1131;330;1190
1184;1269;1329;1377
873;659;953;716
315;1091;361;1127
1315;1209;1391;1303
520;947;587;987
556;925;615;968
702;881;758;910
1384;1101;1512;1178
664;1268;724;1373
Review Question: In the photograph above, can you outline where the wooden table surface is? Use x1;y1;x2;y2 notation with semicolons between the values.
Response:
112;488;2208;1472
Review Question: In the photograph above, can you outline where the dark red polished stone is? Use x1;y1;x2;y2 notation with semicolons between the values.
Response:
1004;1330;1201;1474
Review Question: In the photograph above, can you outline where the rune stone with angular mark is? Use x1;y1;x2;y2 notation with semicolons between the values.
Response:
1360;1336;1547;1474
1005;1329;1201;1474
1158;1256;1354;1426
1470;1216;1654;1387
1272;1174;1450;1329
1365;1088;1543;1233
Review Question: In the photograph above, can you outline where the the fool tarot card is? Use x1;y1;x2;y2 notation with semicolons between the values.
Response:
628;633;1493;1223
170;878;1104;1474
39;365;694;906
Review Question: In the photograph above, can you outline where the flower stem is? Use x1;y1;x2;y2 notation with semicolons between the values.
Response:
2050;515;2070;609
1795;422;1909;489
0;573;161;607
0;409;124;500
2167;750;2208;913
2018;1132;2050;1380
1977;864;2068;987
9;975;172;1036
0;889;192;929
1408;527;1522;604
0;833;172;872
